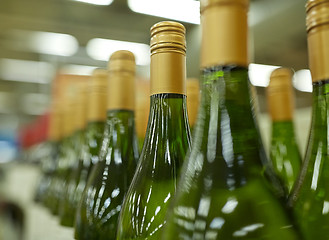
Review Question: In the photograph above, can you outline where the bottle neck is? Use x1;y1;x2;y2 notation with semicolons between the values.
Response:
142;93;191;162
193;65;271;189
271;121;296;139
309;80;329;143
100;109;139;163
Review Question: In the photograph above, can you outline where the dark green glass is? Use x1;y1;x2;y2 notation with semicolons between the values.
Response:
59;128;86;227
44;135;74;215
117;94;192;239
59;121;105;226
162;66;301;240
270;121;302;192
75;110;139;239
34;140;60;204
289;81;329;239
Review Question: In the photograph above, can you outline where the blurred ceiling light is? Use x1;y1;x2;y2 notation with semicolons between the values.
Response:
29;31;78;56
0;59;54;84
60;64;98;75
72;0;113;5
248;63;281;87
86;38;150;65
293;69;313;93
7;30;78;56
128;0;200;24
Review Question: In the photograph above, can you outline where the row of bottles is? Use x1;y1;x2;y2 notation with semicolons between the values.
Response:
30;0;329;239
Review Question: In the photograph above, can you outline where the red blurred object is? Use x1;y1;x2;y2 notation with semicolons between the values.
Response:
18;113;49;149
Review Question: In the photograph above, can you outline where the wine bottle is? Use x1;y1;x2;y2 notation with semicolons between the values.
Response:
162;0;302;239
59;82;88;227
59;69;108;228
117;21;192;239
75;50;139;239
35;101;62;204
267;68;302;193
289;1;329;239
46;97;76;215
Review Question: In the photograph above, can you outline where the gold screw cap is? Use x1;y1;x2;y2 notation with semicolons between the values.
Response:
108;50;136;73
306;0;329;32
150;21;186;55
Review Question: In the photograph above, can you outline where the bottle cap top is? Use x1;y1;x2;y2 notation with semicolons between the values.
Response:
267;68;294;121
150;21;186;55
201;0;248;12
108;50;136;73
306;0;329;32
107;50;136;111
268;68;293;92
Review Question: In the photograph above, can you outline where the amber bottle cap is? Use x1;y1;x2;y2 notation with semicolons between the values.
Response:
187;78;200;127
306;0;329;32
267;68;294;121
107;50;136;111
108;50;136;73
200;0;249;68
150;21;187;95
87;68;108;122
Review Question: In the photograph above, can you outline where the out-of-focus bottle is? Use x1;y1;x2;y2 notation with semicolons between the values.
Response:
59;82;88;227
75;50;139;239
267;68;302;193
289;1;329;239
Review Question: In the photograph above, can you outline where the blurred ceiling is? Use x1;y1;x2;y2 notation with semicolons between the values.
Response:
0;0;310;127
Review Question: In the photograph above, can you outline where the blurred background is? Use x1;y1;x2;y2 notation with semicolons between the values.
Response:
0;0;312;239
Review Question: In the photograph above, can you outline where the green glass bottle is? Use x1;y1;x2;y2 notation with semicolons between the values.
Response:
59;69;108;227
267;68;302;193
59;82;89;227
35;102;62;204
162;0;302;239
289;1;329;239
117;21;192;239
74;50;139;239
46;98;76;215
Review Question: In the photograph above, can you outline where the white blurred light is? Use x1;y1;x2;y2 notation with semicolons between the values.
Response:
8;30;78;56
60;64;98;76
248;63;280;87
293;69;313;93
29;31;78;56
86;38;150;66
72;0;113;5
0;59;55;84
128;0;200;24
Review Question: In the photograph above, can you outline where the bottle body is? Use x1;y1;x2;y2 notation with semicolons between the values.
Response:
270;121;301;192
59;128;86;226
162;66;300;239
117;94;191;239
75;110;139;239
290;81;329;239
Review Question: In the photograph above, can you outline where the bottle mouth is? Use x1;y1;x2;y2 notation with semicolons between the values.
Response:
306;0;329;32
108;50;136;73
200;0;248;13
150;21;186;55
